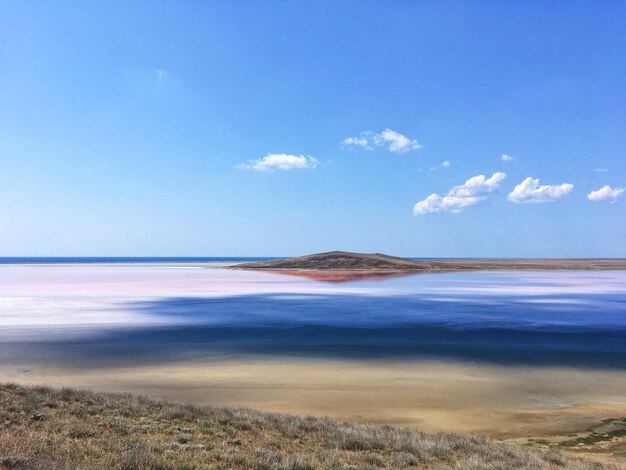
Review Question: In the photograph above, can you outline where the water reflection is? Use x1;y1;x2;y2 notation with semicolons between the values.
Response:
259;270;418;282
1;267;626;369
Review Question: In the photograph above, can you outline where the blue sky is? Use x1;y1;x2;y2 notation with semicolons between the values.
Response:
1;1;625;257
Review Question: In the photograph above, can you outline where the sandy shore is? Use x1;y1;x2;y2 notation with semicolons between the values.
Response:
2;357;626;441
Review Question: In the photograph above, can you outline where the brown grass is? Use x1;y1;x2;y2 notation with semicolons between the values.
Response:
0;383;622;469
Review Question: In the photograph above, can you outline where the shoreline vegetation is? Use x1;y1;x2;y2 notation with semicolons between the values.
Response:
0;383;622;470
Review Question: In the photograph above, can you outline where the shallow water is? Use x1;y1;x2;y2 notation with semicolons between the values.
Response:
1;264;626;368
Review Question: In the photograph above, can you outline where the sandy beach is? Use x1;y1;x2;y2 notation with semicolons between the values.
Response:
2;357;626;442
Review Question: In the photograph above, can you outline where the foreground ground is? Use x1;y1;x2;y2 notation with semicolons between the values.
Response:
0;384;624;469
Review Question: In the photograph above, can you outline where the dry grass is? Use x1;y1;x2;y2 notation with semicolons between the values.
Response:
0;383;622;469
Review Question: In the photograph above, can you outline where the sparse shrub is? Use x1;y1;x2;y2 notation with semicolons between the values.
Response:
274;419;304;438
254;449;314;470
67;426;96;439
231;454;250;466
0;455;30;470
315;447;339;466
106;418;131;436
362;452;384;467
543;448;566;466
30;412;46;421
158;405;196;421
391;451;419;467
119;442;160;470
59;388;75;402
177;463;198;470
69;404;87;416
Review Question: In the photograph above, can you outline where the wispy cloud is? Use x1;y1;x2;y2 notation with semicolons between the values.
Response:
592;168;609;173
341;135;372;150
587;185;624;203
413;172;506;215
236;153;319;172
373;129;422;152
508;177;573;203
343;129;421;153
501;154;514;162
155;69;167;80
441;160;450;168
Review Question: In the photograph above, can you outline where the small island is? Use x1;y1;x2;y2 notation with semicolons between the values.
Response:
232;251;626;281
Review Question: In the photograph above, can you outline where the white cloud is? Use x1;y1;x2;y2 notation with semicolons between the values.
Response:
236;153;319;172
592;168;609;173
501;154;514;162
373;129;422;153
413;194;484;215
155;69;167;79
342;128;421;153
447;172;506;198
587;185;625;203
507;177;573;203
441;160;450;168
341;135;372;150
413;172;506;215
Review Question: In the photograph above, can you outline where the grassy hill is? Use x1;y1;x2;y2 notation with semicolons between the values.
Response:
0;383;622;469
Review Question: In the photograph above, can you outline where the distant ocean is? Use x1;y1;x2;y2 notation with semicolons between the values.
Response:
0;257;444;264
0;257;277;264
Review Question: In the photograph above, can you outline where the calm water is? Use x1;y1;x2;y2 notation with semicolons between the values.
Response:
1;263;626;368
0;257;276;264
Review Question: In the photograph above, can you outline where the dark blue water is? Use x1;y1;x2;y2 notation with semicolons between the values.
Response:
2;268;626;369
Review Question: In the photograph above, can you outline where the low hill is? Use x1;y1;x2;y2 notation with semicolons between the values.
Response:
232;251;626;273
233;251;422;271
0;383;620;469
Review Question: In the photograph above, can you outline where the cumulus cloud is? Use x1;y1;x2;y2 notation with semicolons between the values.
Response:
507;177;573;203
447;172;507;198
501;154;514;162
441;160;450;168
587;185;625;203
342;128;421;153
413;172;506;215
236;153;319;172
